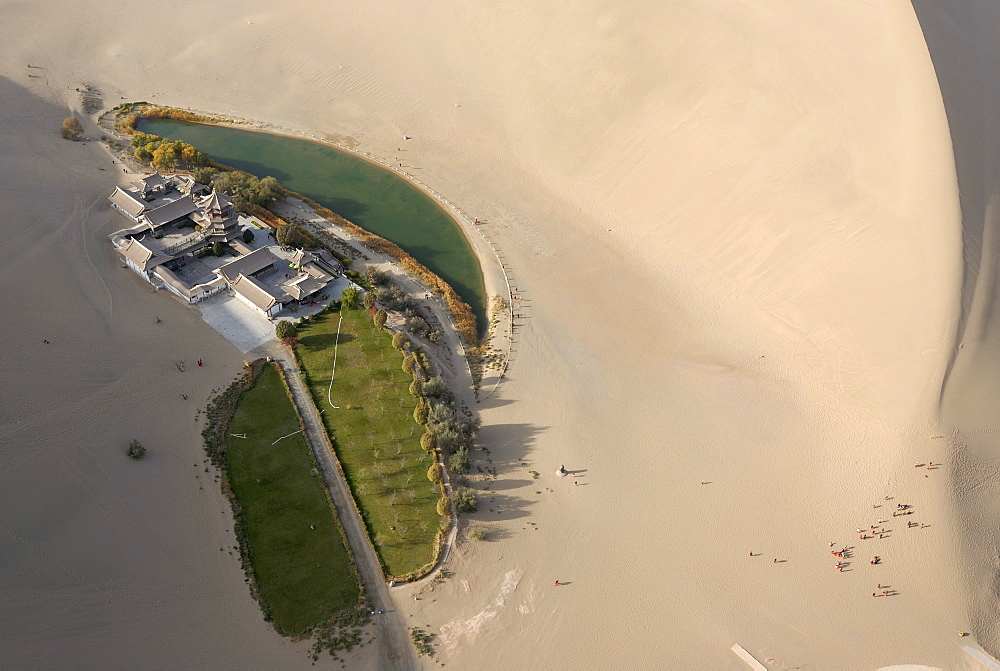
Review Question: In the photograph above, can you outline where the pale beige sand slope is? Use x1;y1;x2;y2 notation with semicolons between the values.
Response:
0;0;980;667
913;0;1000;656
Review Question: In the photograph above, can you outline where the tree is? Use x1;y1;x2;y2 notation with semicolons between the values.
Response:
191;166;218;185
340;286;359;309
413;400;428;425
212;241;223;257
125;439;146;459
401;355;415;374
275;321;297;341
275;223;314;249
420;431;437;452
130;132;160;149
374;309;387;329
409;380;421;397
454;487;478;513
212;171;283;210
242;228;255;244
363;292;376;310
427;463;443;484
436;496;450;517
149;140;206;171
256;176;283;206
392;332;408;351
61;116;84;140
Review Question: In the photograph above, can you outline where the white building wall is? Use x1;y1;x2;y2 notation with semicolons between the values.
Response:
232;289;279;320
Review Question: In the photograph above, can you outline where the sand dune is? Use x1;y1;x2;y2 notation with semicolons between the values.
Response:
0;0;994;667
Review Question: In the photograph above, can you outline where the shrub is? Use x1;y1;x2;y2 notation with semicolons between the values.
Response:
413;400;428;425
125;439;146;459
407;316;431;339
469;526;487;542
340;286;359;309
275;321;297;341
420;431;437;452
408;380;421;397
212;241;224;257
422;376;450;402
453;487;477;513
436;496;450;517
427;463;443;484
363;292;376;310
428;405;479;454
242;228;255;243
365;265;388;287
374;309;387;329
392;332;408;351
448;448;470;474
61;116;84;140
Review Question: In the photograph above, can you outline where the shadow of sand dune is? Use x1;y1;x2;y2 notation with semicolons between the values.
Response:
912;0;1000;656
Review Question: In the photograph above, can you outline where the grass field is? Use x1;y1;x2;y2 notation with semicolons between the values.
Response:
296;307;441;577
226;364;361;636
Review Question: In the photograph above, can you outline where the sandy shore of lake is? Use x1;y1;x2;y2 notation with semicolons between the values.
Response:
0;1;998;667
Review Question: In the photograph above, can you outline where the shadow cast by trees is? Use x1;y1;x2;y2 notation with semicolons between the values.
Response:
298;332;355;352
453;422;549;524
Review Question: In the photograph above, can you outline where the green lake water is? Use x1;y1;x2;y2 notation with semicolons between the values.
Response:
137;118;486;332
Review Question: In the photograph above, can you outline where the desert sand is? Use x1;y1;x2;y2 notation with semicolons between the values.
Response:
0;0;997;668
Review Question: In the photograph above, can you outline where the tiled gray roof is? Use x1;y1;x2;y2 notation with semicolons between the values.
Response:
108;187;148;217
216;246;278;282
142;196;198;228
118;236;171;271
231;273;282;312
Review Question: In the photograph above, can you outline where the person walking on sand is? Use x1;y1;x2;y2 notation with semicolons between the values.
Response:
197;359;203;367
554;580;560;586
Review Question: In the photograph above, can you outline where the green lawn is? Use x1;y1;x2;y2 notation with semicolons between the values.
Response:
296;307;441;577
226;364;360;636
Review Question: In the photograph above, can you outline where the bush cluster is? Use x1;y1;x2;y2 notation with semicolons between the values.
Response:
424;393;479;475
298;198;478;344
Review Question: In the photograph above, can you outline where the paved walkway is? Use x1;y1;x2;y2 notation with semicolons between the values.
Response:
266;343;417;671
